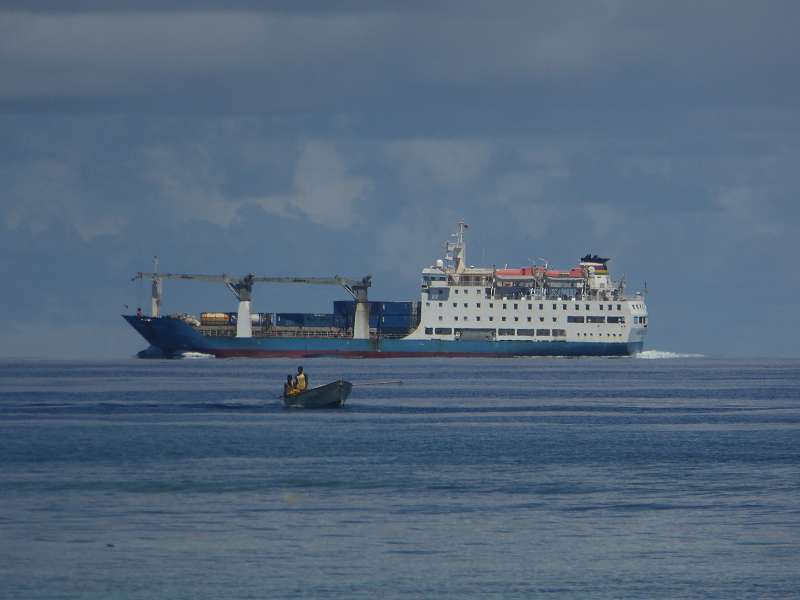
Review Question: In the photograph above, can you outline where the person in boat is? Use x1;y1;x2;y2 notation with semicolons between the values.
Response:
284;374;299;397
295;366;308;391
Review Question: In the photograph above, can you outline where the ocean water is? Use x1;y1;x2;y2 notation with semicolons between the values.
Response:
1;355;799;599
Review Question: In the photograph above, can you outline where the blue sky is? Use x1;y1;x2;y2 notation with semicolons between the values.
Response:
1;1;798;358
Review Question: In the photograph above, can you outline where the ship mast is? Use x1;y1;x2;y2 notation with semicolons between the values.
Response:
445;220;468;274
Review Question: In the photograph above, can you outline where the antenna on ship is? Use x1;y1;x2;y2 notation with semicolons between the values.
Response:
537;257;549;270
451;220;468;273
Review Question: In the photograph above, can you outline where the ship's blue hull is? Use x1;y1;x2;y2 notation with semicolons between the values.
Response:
124;315;643;358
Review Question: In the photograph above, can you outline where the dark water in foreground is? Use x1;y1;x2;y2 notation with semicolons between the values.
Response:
1;356;799;599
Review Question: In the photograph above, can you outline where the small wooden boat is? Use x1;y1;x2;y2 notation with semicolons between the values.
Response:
283;379;353;409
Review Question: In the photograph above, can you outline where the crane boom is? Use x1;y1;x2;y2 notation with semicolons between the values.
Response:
131;269;372;339
134;272;237;284
133;273;367;288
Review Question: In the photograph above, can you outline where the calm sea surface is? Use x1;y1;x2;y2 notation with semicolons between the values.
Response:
1;356;799;599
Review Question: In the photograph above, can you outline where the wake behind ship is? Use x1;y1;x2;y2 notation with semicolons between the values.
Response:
124;223;648;358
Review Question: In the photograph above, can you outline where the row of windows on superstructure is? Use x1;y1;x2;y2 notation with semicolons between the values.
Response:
424;327;625;338
426;327;566;337
441;288;646;311
427;300;624;311
433;315;625;324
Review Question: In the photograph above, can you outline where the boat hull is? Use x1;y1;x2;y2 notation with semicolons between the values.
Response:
283;380;353;409
124;315;644;358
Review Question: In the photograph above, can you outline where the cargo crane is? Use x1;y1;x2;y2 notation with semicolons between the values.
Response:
132;259;372;339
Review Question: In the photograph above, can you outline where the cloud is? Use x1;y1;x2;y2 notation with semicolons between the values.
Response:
714;186;784;238
0;10;388;103
584;201;624;238
383;139;494;188
141;138;369;229
1;157;128;241
3;3;796;110
142;145;241;227
254;141;369;228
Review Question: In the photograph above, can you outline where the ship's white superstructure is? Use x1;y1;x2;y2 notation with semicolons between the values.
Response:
405;222;648;347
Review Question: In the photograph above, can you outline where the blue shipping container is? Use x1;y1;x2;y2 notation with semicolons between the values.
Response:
335;301;409;316
333;301;355;315
381;302;414;316
332;301;382;327
275;313;304;326
276;313;339;327
380;315;413;328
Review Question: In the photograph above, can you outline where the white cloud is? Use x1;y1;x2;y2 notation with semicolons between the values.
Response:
384;139;494;188
253;141;369;229
142;145;241;227
141;139;369;230
291;141;369;228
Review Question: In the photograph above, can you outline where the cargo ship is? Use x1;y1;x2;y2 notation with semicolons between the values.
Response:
124;222;648;357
